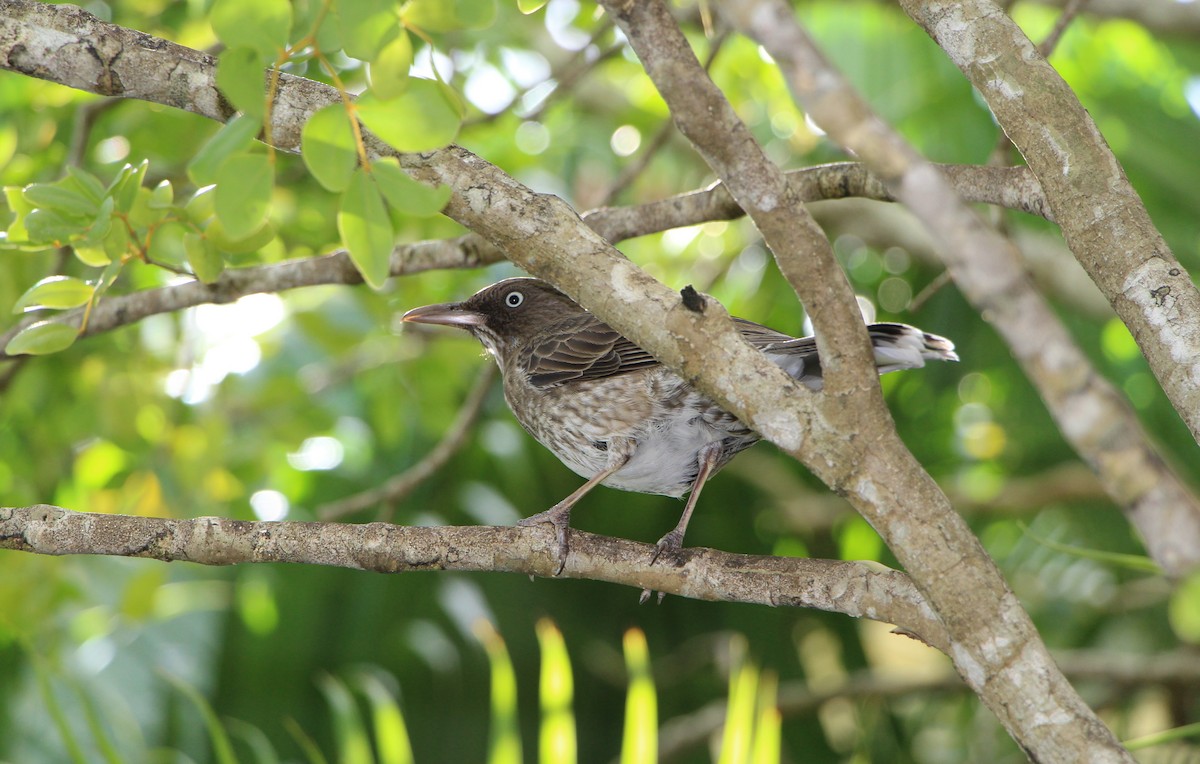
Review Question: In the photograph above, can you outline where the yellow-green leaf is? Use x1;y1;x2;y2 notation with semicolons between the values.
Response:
5;320;79;356
372;158;451;216
357;79;461;153
188;115;261;186
301;104;359;193
517;0;548;13
1169;569;1200;644
338;168;393;290
217;47;266;120
336;0;399;61
13;276;95;313
368;31;413;100
402;0;496;31
211;0;291;60
215;153;273;240
185;232;225;284
206;218;276;255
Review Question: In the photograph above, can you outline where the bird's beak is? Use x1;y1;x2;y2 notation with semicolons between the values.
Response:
401;302;486;328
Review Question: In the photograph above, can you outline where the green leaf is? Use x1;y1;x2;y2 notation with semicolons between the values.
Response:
352;669;415;764
184;185;217;223
336;0;399;61
356;79;461;153
5;320;79;356
338;168;393;290
368;31;413;100
185;232;225;284
206;218;276;254
73;244;110;267
23;181;98;217
517;0;548;13
211;0;292;60
188;115;261;186
24;208;81;244
148;180;174;210
621;629;656;764
402;0;496;31
65;165;108;204
217;46;266;120
301;104;359;193
13;276;95;313
317;674;374;764
474;621;521;764
372;158;451;216
1169;569;1200;644
111;160;149;214
214;153;273;240
4;185;33;242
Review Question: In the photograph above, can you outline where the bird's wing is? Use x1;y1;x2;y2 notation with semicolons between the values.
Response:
524;314;660;388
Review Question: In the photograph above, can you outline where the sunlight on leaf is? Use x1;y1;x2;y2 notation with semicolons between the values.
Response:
621;628;656;764
316;673;374;764
536;619;576;764
474;619;522;764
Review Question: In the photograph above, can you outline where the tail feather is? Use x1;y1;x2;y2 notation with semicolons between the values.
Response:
868;322;959;373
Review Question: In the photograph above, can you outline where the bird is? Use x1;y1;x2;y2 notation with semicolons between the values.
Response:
402;277;957;573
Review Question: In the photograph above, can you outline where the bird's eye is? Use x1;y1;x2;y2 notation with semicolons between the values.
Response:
505;291;524;308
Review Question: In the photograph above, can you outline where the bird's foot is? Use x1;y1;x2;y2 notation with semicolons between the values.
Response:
518;504;572;576
650;528;686;565
639;529;687;604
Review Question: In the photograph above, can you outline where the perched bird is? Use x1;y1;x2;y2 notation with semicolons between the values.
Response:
403;277;957;572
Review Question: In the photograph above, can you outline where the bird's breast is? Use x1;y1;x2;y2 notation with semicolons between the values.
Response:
500;365;757;497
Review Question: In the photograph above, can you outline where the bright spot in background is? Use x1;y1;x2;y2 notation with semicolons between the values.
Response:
1186;76;1200;119
287;436;345;471
464;63;516;115
610;124;642;156
250;489;290;521
93;136;130;164
165;293;286;404
545;0;591;51
516;121;551;154
500;47;551;88
804;112;827;137
412;46;455;81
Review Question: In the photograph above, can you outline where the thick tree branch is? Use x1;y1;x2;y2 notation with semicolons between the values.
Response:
898;0;1200;448
725;0;1200;583
0;504;948;649
719;0;1181;759
599;1;1129;761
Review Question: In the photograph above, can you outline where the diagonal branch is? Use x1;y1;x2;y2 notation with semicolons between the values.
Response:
598;1;1130;761
0;504;949;649
898;0;1200;448
723;0;1200;583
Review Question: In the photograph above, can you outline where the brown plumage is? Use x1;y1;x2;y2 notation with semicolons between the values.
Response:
403;277;957;572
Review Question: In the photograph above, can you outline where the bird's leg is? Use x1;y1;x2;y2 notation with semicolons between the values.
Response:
651;440;723;564
519;444;633;575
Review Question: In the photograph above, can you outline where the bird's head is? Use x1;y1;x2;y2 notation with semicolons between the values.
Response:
402;277;583;356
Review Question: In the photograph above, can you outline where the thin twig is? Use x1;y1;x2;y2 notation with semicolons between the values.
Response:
1038;0;1092;57
316;363;498;521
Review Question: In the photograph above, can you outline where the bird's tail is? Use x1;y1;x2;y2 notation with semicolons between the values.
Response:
868;323;959;373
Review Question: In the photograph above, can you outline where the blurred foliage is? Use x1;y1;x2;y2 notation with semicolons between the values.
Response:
1;0;1199;761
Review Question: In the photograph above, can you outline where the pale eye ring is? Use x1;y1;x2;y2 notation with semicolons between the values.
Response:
505;291;524;308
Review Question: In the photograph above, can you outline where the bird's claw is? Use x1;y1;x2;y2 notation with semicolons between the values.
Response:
640;529;687;604
519;505;571;575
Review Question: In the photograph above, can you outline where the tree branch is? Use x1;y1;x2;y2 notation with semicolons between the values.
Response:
0;161;1044;361
725;0;1200;583
898;0;1200;448
0;504;949;649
